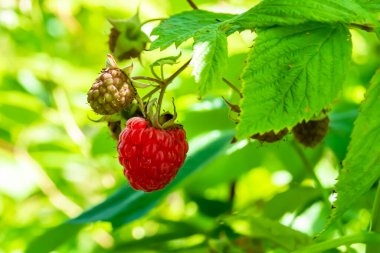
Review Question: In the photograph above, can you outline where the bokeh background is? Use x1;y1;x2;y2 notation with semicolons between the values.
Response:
1;0;380;252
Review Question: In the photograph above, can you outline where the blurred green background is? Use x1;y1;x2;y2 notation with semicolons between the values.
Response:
1;0;380;252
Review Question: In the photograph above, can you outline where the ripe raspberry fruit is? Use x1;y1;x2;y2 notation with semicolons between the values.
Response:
117;117;188;192
292;117;330;147
87;67;135;115
251;128;288;143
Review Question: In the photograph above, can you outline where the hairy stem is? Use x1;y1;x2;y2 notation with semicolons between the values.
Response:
222;78;243;98
291;141;329;203
132;76;165;85
164;59;191;85
140;18;167;27
186;0;199;9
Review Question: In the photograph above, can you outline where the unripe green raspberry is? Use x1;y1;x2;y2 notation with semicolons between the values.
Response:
292;117;330;147
108;13;149;61
87;68;135;115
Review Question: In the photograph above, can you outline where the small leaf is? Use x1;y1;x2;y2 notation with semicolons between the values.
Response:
236;23;351;138
191;28;228;96
150;10;235;50
331;69;380;221
229;0;377;30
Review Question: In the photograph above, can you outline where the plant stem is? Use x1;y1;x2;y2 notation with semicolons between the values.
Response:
164;59;191;85
186;0;198;9
222;78;243;98
156;84;167;125
366;180;380;253
291;141;329;203
142;87;160;100
293;233;380;253
132;76;165;85
141;59;191;101
140;18;167;27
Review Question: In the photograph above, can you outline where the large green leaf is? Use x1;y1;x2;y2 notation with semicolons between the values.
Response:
358;0;380;12
191;28;228;95
331;69;380;220
229;0;377;30
26;130;235;253
236;23;351;138
150;10;235;50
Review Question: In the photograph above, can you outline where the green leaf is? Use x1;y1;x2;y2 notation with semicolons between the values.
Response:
26;224;84;253
190;28;228;95
27;130;235;253
263;187;320;219
358;0;380;12
150;10;235;50
227;215;312;251
331;69;380;221
229;0;377;30
326;107;358;161
236;23;351;138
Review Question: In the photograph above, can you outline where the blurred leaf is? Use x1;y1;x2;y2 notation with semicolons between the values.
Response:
115;224;199;250
91;127;118;156
191;28;227;96
227;215;312;251
150;10;235;50
27;130;235;252
326;106;358;161
237;23;351;139
188;194;232;217
332;69;380;222
26;223;84;253
188;140;323;191
263;187;320;219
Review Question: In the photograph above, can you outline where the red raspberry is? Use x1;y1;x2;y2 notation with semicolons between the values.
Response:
117;117;188;192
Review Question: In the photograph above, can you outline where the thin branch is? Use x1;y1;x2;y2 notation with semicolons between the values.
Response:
291;141;329;203
186;0;199;9
222;78;243;98
140;18;167;27
142;87;160;100
132;76;165;85
164;59;192;85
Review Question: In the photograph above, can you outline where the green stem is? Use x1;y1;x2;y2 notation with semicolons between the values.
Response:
366;180;380;253
132;76;165;85
291;141;329;203
293;233;380;253
186;0;198;9
140;18;167;27
222;78;242;98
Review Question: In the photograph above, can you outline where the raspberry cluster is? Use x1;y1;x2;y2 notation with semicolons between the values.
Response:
87;53;189;192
